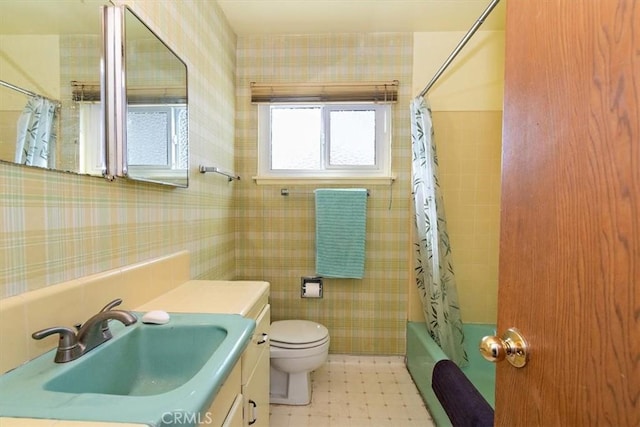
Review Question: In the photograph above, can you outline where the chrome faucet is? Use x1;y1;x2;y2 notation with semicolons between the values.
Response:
32;298;137;363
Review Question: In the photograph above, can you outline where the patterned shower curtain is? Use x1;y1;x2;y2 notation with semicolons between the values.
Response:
411;96;468;367
15;96;58;168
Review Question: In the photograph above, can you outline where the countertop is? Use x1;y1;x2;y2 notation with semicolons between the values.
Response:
136;280;270;317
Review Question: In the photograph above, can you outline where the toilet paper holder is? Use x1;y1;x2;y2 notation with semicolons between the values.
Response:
301;277;323;298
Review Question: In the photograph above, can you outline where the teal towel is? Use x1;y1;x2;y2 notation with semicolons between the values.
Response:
315;188;367;279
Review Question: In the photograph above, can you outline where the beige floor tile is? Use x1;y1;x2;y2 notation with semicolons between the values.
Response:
269;355;435;427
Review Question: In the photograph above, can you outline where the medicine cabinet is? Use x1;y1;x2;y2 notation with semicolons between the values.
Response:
104;6;189;187
0;1;189;188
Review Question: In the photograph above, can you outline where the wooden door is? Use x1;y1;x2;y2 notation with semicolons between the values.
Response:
497;1;639;425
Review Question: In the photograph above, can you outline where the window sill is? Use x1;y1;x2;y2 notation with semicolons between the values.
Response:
252;175;396;186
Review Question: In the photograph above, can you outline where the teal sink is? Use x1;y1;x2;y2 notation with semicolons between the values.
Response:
45;323;228;396
0;312;255;426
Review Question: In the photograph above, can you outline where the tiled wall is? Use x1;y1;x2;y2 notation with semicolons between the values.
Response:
409;31;504;325
0;251;189;373
432;111;502;324
234;34;414;355
0;0;237;298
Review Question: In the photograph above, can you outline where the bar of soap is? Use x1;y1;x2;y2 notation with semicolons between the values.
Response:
141;310;170;324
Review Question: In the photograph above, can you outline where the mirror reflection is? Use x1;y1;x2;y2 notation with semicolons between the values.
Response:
123;7;189;187
0;2;190;187
0;0;107;176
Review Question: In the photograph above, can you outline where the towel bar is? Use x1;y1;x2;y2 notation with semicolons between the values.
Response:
280;188;369;197
199;165;240;182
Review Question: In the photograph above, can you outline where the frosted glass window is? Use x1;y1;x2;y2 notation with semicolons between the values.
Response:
329;110;376;166
271;107;322;170
127;110;170;166
176;108;189;169
126;105;187;169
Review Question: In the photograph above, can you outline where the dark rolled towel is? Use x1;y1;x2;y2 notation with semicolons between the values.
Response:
432;359;494;427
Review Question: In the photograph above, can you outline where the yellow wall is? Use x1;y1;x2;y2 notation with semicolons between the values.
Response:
412;31;504;111
234;33;413;355
409;31;504;324
0;0;238;298
0;35;61;103
0;35;61;162
432;111;502;323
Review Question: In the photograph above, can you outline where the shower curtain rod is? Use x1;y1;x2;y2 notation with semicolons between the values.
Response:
418;0;501;98
0;79;60;106
0;79;39;98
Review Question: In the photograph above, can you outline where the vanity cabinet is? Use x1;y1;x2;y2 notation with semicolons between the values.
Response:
241;304;270;427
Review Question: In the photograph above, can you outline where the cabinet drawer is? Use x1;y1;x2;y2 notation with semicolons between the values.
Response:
241;304;270;385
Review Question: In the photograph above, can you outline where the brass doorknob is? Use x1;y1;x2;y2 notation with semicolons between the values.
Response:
479;327;529;368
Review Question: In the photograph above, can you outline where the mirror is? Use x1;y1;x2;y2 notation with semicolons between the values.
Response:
120;6;189;187
0;2;189;187
0;0;107;176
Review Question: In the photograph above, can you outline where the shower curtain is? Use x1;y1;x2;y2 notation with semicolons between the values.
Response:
411;96;468;367
15;96;58;168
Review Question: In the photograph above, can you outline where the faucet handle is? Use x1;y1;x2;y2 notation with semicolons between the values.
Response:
100;298;123;312
98;298;126;340
74;299;123;331
32;327;81;363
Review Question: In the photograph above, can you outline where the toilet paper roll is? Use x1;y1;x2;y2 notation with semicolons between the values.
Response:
303;282;322;298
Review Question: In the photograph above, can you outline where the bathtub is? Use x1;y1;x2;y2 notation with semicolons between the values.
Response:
406;322;496;427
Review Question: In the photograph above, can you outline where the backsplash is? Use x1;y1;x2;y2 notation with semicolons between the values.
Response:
0;251;189;373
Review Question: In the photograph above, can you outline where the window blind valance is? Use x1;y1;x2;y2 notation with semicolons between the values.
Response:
250;80;399;104
71;81;186;104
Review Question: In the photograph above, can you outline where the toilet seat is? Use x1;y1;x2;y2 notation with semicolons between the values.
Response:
270;320;329;348
270;335;330;350
270;339;330;359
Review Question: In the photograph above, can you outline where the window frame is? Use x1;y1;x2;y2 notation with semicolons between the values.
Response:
257;102;392;180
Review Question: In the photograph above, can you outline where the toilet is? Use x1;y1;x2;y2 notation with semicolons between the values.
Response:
269;319;330;405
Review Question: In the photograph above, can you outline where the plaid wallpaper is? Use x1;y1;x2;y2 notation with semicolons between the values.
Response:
0;0;238;297
234;33;414;355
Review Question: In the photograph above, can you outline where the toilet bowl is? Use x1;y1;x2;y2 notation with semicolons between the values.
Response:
269;320;330;405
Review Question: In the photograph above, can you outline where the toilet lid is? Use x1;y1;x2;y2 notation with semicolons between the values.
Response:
270;320;329;345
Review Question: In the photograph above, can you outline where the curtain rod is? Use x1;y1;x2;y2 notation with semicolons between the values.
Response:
418;0;501;98
0;80;38;98
0;79;60;106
